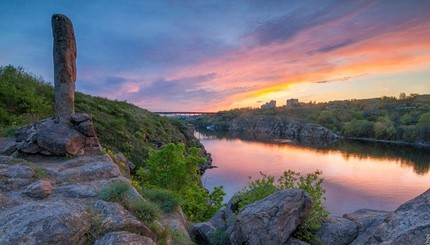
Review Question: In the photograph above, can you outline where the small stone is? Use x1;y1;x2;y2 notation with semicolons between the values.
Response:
71;113;91;123
76;120;96;137
23;180;53;199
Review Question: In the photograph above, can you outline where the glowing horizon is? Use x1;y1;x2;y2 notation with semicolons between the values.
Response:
1;1;430;111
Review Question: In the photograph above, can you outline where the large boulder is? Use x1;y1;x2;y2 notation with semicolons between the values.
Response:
37;123;85;155
230;189;313;245
0;201;91;245
363;188;430;244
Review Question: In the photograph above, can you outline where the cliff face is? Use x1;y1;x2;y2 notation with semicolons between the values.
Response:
230;116;338;140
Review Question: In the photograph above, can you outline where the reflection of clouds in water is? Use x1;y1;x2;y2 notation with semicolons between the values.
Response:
200;133;430;214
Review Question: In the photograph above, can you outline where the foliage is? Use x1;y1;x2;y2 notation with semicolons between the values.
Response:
135;143;225;222
98;181;161;223
140;188;181;214
126;198;161;223
98;180;130;202
234;170;328;243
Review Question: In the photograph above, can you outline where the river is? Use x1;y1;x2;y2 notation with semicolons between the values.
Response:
198;131;430;216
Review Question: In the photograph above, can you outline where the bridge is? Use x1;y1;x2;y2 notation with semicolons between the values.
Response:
153;111;218;116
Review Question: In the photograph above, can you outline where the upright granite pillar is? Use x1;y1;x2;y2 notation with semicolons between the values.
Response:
52;14;76;124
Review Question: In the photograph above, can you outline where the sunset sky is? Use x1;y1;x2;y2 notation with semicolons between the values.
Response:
1;1;430;111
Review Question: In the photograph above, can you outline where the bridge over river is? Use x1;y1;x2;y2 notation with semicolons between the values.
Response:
153;112;218;116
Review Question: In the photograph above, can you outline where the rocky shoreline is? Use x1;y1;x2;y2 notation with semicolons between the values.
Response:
192;187;430;245
229;116;338;140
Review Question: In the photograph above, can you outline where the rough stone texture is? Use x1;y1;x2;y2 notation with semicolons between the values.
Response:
230;189;313;245
0;201;91;245
286;237;310;245
363;188;430;244
0;163;36;191
23;180;53;199
192;222;216;245
209;208;227;230
160;208;190;241
95;201;156;240
343;209;390;245
58;155;122;183
38;123;85;155
94;231;156;245
52;14;76;124
71;112;91;123
317;216;358;245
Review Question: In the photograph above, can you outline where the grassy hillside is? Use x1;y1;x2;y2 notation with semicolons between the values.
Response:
0;65;201;166
186;94;430;145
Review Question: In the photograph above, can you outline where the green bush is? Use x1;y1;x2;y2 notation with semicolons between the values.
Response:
136;143;225;222
127;199;161;223
98;181;130;202
234;170;328;243
141;188;181;214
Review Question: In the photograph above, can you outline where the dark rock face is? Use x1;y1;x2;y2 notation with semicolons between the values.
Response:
229;116;338;140
230;189;313;245
343;209;390;245
52;14;76;124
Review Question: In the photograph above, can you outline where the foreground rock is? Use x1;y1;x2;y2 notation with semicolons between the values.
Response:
317;189;430;245
231;189;313;245
0;153;191;244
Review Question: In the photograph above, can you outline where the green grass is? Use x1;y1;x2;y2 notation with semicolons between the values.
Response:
126;199;161;223
140;188;181;214
98;181;130;202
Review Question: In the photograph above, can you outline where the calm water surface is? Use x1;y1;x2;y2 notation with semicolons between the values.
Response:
198;131;430;216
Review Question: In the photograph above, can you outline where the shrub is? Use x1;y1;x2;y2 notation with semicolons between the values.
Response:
141;188;181;214
98;181;130;202
234;170;328;243
127;199;161;223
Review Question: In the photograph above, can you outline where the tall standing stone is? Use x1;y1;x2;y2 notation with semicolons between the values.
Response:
52;14;76;124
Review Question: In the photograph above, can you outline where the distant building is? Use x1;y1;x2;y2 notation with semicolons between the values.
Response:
286;98;299;107
261;100;276;109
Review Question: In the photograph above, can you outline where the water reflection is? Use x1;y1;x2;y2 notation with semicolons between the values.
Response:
198;130;430;216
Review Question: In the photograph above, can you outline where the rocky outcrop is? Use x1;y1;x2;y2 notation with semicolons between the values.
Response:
0;152;188;244
11;114;102;156
231;189;313;245
193;189;313;245
229;116;338;140
317;189;430;245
